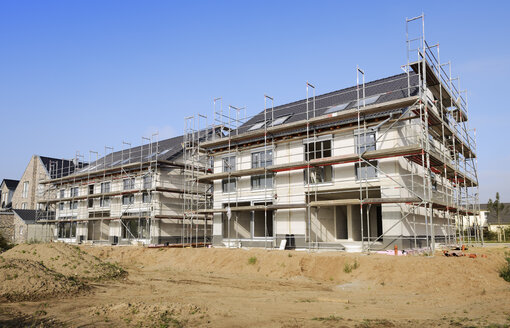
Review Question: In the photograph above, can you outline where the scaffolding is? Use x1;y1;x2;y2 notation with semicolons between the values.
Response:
35;132;201;246
188;13;481;253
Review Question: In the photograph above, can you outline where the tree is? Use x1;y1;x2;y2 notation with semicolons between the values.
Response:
487;192;505;242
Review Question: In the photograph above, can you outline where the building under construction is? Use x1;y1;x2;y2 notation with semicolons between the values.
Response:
34;15;481;252
36;133;214;245
185;15;481;252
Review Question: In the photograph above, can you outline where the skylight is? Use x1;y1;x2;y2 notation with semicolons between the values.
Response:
248;121;267;131
354;94;381;107
271;115;291;126
325;103;350;114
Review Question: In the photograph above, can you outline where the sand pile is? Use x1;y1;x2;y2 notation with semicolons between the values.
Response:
2;242;126;281
88;301;208;327
0;257;86;302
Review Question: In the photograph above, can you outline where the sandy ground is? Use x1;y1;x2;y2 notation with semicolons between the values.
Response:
1;244;509;328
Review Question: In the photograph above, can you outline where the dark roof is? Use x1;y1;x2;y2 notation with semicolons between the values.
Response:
1;179;19;190
39;156;83;179
484;203;510;225
12;209;37;224
75;134;185;174
238;72;419;134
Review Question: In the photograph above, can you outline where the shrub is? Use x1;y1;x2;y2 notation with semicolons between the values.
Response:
0;234;13;252
248;256;257;265
500;252;510;283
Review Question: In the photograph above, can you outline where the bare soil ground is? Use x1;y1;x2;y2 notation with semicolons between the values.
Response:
0;244;509;328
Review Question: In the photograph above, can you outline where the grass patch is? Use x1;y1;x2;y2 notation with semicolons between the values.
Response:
499;252;510;283
312;315;343;321
344;259;360;274
248;256;257;265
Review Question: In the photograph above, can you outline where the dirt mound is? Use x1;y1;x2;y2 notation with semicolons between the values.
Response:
0;258;86;302
2;243;126;281
85;246;510;297
88;301;209;327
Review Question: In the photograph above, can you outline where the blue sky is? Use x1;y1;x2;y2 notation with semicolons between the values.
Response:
0;1;509;202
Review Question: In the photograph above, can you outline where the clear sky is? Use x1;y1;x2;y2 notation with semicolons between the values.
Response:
0;1;509;202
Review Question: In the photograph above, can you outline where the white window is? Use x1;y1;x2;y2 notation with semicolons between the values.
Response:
355;130;376;154
222;156;236;172
251;150;273;168
69;201;78;210
304;166;333;184
325;103;349;114
143;175;152;189
353;94;381;107
101;182;111;193
304;139;332;161
355;161;378;181
142;192;151;203
251;149;274;189
122;194;135;205
22;181;29;198
70;187;79;197
248;121;267;131
270;115;291;126
21;202;27;209
59;202;64;211
222;178;236;193
59;189;65;198
100;197;110;208
123;178;135;190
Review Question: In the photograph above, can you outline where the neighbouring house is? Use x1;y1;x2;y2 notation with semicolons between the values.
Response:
36;134;214;245
198;64;479;251
0;179;19;208
10;155;78;210
483;203;510;234
0;209;54;244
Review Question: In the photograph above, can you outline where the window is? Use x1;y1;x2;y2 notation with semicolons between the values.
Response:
223;156;236;172
270;115;291;126
60;189;65;198
251;149;274;189
70;187;79;197
355;161;378;180
325;103;349;114
251;174;274;189
88;198;94;208
22;181;29;198
21;202;27;209
69;201;78;210
100;197;110;208
142;192;151;203
248;121;267;131
123;178;135;190
222;178;236;193
304;139;332;161
143;175;152;189
252;150;273;168
353;94;381;107
101;182;111;193
304;166;333;184
57;222;76;239
59;202;64;211
431;173;438;192
88;184;94;195
355;130;376;154
122;194;135;205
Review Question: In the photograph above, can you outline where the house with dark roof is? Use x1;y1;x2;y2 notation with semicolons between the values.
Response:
1;179;19;208
199;65;478;251
10;155;79;211
36;133;215;245
0;209;53;243
481;203;510;232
